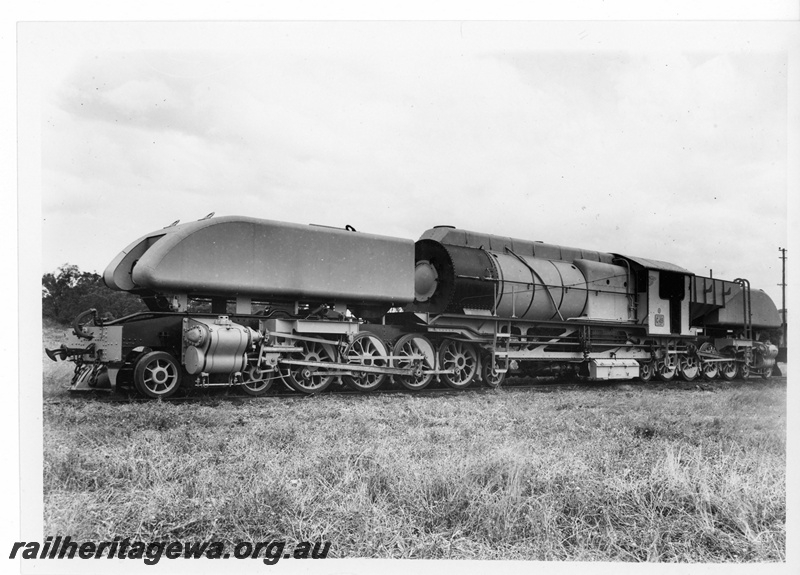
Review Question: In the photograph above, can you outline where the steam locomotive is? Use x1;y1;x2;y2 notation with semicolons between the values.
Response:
46;216;782;398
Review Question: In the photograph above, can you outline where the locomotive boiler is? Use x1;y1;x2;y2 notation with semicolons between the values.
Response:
47;215;782;398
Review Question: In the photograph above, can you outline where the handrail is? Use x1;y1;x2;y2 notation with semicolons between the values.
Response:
733;278;752;340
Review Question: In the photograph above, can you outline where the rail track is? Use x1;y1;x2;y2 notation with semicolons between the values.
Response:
45;373;786;405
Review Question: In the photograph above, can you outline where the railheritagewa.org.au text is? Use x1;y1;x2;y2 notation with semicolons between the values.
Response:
9;536;331;565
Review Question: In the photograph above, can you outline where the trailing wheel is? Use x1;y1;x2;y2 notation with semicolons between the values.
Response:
286;340;336;394
677;354;700;382
392;334;435;391
133;351;182;399
481;353;506;388
638;360;655;382
343;332;389;392
438;339;478;389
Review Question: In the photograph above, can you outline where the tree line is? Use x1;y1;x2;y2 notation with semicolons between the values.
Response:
42;264;147;324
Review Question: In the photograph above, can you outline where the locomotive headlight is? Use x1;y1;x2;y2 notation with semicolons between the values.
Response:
414;260;439;302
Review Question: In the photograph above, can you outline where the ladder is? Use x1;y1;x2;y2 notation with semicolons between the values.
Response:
492;320;512;375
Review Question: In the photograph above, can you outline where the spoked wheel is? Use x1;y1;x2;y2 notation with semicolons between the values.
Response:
737;362;750;380
720;359;738;381
392;334;435;391
699;343;719;380
677;354;700;382
343;332;390;392
240;364;277;396
438;339;478;389
285;340;337;394
133;351;182;399
656;356;677;382
702;362;720;380
481;353;506;388
639;360;655;382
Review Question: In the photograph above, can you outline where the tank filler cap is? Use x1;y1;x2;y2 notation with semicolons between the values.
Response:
433;225;455;229
414;260;439;302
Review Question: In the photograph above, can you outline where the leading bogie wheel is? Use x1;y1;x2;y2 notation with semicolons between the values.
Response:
133;351;182;399
343;332;389;392
438;339;478;389
393;334;435;391
240;364;276;396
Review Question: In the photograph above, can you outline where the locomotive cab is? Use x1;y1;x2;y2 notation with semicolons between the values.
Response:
616;256;695;337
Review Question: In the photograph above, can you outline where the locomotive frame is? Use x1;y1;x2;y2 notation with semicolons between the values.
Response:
46;216;782;398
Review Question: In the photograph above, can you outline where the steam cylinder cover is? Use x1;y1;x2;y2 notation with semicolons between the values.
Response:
183;317;258;375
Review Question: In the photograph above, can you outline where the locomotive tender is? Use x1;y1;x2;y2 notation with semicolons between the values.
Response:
47;215;782;398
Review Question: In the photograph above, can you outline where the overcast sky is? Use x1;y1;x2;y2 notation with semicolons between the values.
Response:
27;21;793;306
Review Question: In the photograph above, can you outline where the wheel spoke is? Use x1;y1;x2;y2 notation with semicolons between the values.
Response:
343;332;389;392
134;351;182;399
639;360;655;382
657;359;676;382
240;362;276;396
393;334;434;391
699;343;719;380
482;354;505;388
720;357;738;381
439;339;477;389
286;340;335;394
678;355;699;382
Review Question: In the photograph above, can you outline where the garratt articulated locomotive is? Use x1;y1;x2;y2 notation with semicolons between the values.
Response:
47;216;782;398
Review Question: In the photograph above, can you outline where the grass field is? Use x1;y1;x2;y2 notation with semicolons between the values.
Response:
42;323;787;562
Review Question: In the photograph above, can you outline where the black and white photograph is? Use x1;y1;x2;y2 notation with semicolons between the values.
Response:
10;6;799;574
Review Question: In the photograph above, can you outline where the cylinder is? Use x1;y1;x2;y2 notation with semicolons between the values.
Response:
183;317;254;375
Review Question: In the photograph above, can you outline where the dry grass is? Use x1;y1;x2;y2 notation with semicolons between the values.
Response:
42;325;786;561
